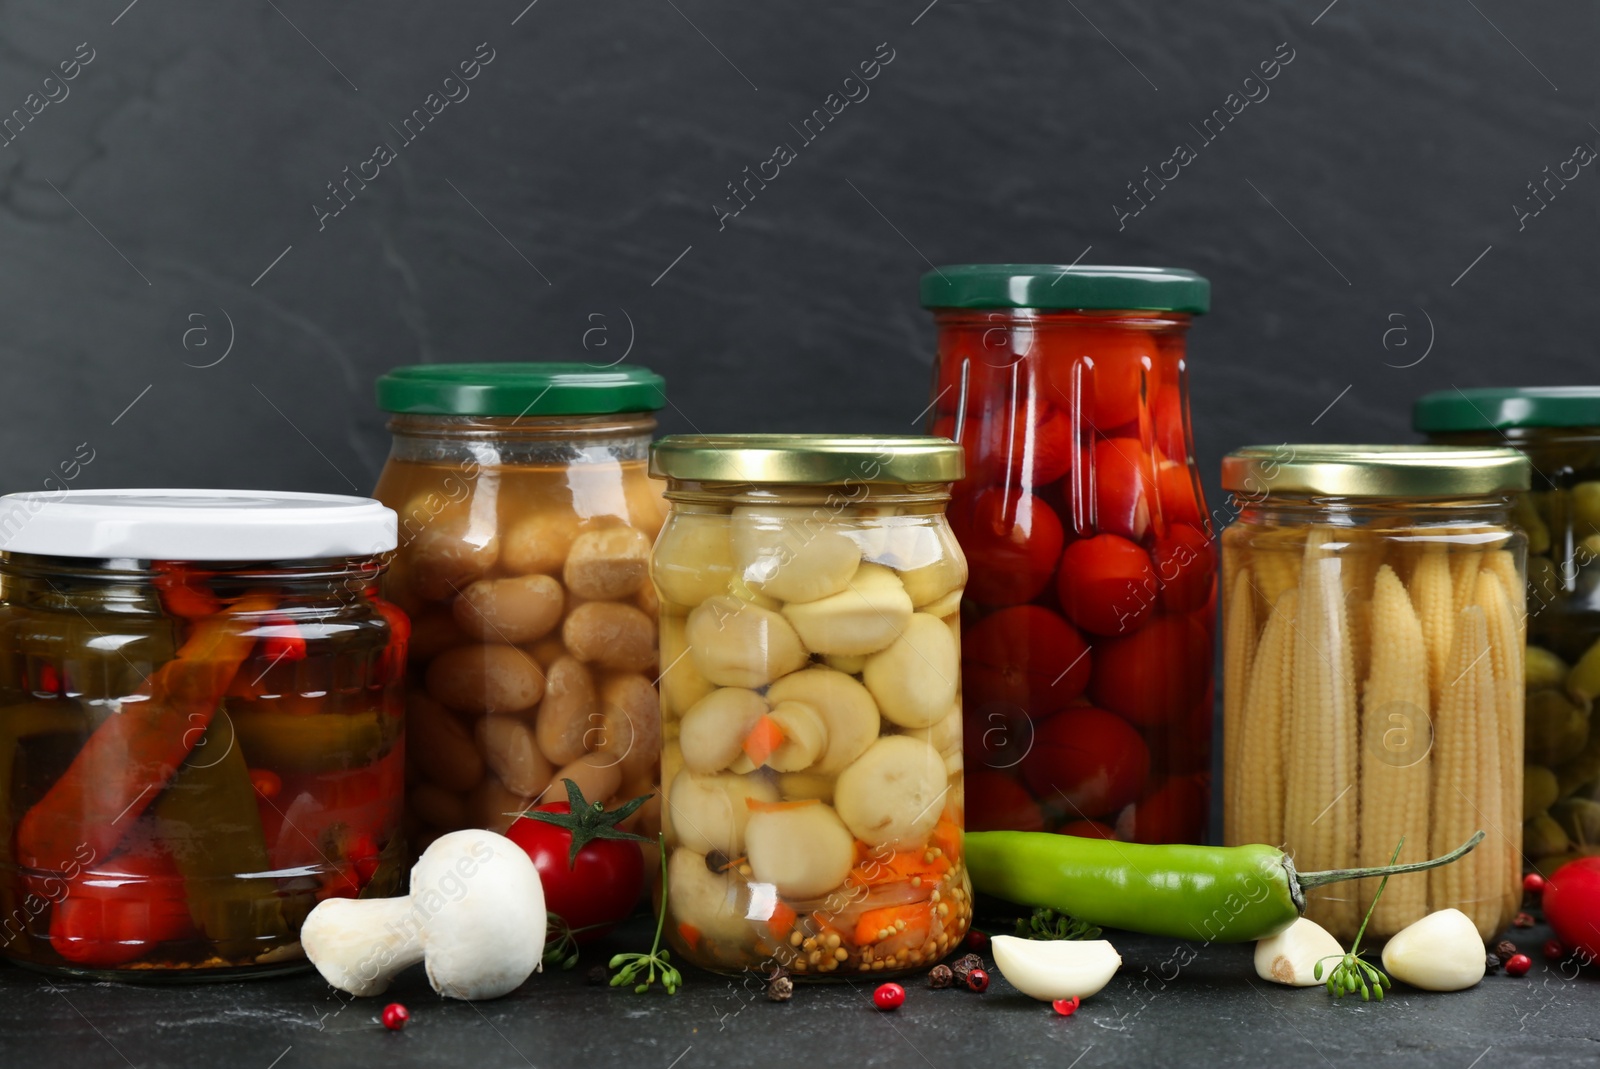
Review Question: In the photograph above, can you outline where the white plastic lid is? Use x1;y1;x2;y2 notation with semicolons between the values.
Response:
0;489;398;561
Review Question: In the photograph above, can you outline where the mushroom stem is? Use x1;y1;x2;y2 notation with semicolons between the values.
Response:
300;897;426;997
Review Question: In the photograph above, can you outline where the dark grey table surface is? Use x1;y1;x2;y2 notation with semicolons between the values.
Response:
2;913;1592;1069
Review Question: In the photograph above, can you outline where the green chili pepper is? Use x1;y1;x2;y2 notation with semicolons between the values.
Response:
964;830;1486;943
229;706;397;774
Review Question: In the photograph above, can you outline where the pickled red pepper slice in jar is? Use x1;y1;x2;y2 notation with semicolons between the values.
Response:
920;265;1213;843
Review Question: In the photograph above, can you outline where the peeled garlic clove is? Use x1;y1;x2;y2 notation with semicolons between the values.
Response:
990;935;1122;1001
833;735;947;847
732;506;862;604
660;615;715;712
746;800;855;898
686;596;809;689
728;574;781;611
679;688;768;774
1253;917;1344;987
766;667;880;774
862;612;959;728
1380;908;1486;991
766;700;827;772
780;563;914;656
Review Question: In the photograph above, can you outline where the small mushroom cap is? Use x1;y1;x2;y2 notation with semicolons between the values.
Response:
412;829;548;1000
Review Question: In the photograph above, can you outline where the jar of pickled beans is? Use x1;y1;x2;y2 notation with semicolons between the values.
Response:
1415;387;1600;873
0;490;405;979
921;265;1214;843
372;363;669;852
649;435;970;978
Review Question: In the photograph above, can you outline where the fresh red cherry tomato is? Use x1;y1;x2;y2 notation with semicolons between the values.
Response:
1092;438;1154;541
1021;707;1149;819
1058;819;1117;840
1150;524;1215;613
949;488;1064;606
1042;329;1156;431
1115;775;1207;844
1057;534;1156;637
1088;613;1211;728
505;785;649;943
1543;857;1600;963
49;849;197;967
1155;458;1203;529
964;769;1045;832
964;605;1091;717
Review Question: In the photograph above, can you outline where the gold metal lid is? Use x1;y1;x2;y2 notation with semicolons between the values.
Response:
1221;444;1530;498
650;435;964;485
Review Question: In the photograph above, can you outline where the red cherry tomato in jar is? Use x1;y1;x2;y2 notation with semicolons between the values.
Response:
949;488;1064;606
505;799;646;942
1150;524;1215;613
1088;613;1211;728
1155;458;1204;529
964;768;1045;832
1042;329;1156;431
1021;707;1149;819
1057;534;1156;637
1115;775;1207;844
977;403;1076;488
964;605;1091;717
964;699;1035;774
1152;390;1188;464
1543;858;1600;963
1058;819;1117;840
1092;438;1154;541
49;849;197;967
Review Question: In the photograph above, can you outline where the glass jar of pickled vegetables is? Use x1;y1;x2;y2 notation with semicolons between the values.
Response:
1416;387;1600;873
1219;445;1530;942
921;265;1214;843
649;435;969;978
0;489;405;979
373;363;668;852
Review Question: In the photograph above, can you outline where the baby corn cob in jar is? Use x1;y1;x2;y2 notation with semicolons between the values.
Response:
1220;445;1530;942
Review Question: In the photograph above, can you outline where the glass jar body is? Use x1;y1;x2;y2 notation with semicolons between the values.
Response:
652;480;971;978
373;413;667;850
1220;494;1525;941
927;308;1214;843
0;554;405;979
1426;427;1600;868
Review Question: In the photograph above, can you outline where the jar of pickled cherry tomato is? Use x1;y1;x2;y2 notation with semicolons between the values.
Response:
649;435;970;978
373;363;668;853
1415;387;1600;872
1219;445;1529;941
0;489;405;979
921;265;1213;843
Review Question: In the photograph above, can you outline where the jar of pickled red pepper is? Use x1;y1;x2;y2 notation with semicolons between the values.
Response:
1219;445;1529;942
1416;387;1600;873
373;363;668;852
649;435;969;978
0;489;405;979
921;265;1214;843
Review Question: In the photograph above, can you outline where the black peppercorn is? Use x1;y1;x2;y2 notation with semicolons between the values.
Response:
1485;952;1502;974
1495;940;1519;961
951;953;983;986
928;964;954;989
767;975;794;1002
706;849;730;873
586;965;609;986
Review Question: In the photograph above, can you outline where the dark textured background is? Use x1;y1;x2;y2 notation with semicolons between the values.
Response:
0;0;1593;506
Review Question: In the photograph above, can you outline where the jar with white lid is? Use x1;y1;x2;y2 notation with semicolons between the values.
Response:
0;489;405;980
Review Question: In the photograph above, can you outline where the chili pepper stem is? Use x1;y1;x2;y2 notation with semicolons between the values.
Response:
1294;830;1484;891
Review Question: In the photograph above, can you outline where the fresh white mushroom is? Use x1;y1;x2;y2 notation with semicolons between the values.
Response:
780;563;915;656
765;666;880;774
745;800;855;898
1254;917;1344;987
990;935;1122;1001
678;687;769;774
300;829;546;1001
1380;908;1487;991
731;506;862;604
666;768;777;856
686;596;809;689
834;735;948;847
862;612;959;728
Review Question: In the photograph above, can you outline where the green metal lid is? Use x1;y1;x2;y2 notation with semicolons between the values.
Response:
651;435;964;485
376;362;666;416
920;264;1209;314
1413;387;1600;433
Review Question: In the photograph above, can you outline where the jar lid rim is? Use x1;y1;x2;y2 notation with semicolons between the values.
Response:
1414;386;1600;432
651;435;964;485
1221;444;1531;497
0;489;397;560
377;362;666;416
920;264;1209;313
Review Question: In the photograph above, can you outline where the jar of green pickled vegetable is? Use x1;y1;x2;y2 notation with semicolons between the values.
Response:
1416;387;1600;874
0;490;406;980
1220;445;1529;943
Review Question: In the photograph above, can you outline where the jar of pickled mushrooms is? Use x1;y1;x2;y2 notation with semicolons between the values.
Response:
1220;445;1529;942
649;435;970;978
373;363;668;852
1416;387;1600;873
